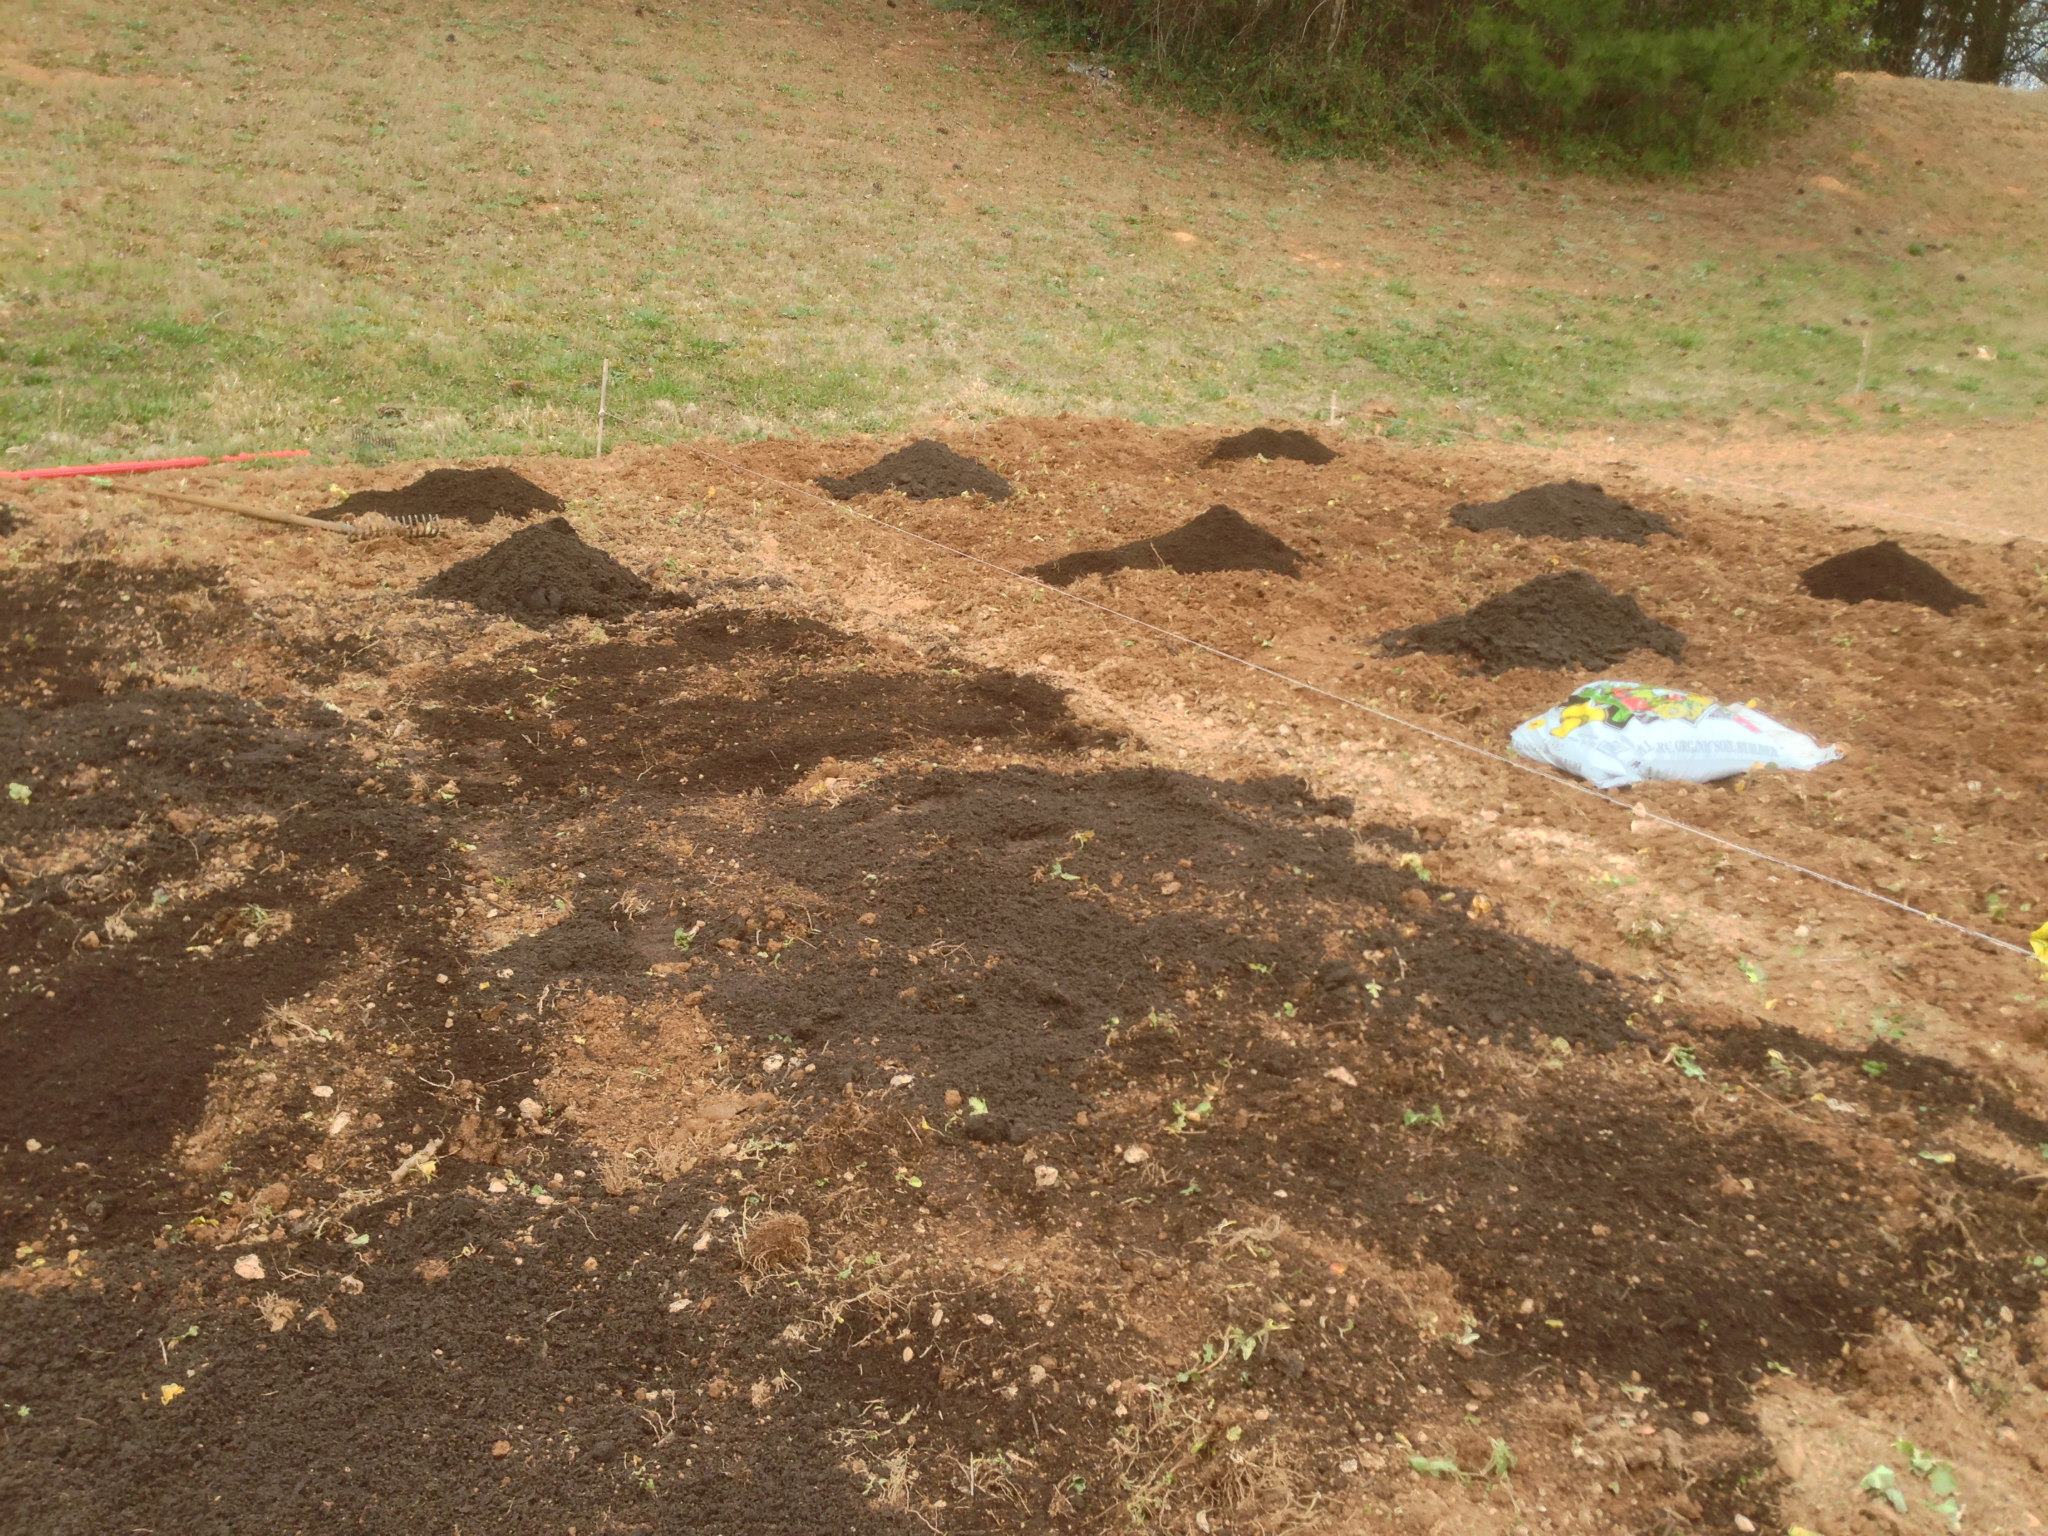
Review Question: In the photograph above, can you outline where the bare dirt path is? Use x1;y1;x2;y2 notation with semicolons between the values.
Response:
1538;416;2048;545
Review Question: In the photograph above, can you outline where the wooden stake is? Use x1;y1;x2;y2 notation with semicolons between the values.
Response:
597;359;610;458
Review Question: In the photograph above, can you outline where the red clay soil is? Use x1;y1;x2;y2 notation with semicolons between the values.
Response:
1450;479;1676;543
1027;503;1306;588
324;466;565;526
1207;427;1338;465
419;515;689;626
815;439;1014;501
1379;568;1687;674
1799;538;1984;614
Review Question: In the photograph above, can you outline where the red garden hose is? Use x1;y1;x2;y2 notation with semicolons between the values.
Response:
0;449;310;482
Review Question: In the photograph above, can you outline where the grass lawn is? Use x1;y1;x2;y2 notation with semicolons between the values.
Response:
3;0;2045;464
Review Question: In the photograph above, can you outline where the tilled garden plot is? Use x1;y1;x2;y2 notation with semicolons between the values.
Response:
2;424;2046;1536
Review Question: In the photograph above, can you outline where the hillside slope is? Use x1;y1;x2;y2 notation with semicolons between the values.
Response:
2;4;2044;466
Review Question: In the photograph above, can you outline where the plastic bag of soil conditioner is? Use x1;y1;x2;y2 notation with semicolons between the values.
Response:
1510;681;1841;790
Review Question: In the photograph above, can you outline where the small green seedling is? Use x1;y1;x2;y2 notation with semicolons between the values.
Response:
1167;1099;1212;1134
1402;1105;1447;1130
1409;1455;1462;1479
8;783;31;804
1859;1464;1905;1514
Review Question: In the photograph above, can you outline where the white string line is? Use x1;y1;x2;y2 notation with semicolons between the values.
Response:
678;442;2034;961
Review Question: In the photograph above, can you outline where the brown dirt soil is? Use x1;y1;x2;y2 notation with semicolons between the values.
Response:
816;439;1013;502
1208;427;1338;466
1378;568;1688;674
3;416;2045;1536
1546;414;2048;545
1450;479;1676;544
324;466;565;526
1028;503;1305;588
1800;537;1985;614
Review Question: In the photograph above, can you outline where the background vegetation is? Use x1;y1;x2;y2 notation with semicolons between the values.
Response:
958;0;1869;166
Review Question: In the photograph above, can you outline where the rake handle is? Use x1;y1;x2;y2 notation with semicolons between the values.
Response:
115;482;356;534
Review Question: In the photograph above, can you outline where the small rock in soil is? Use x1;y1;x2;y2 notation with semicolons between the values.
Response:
1450;480;1675;544
1378;569;1686;674
1207;427;1337;465
1798;539;1982;614
815;439;1012;501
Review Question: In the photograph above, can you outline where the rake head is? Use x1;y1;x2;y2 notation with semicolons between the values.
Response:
349;511;441;539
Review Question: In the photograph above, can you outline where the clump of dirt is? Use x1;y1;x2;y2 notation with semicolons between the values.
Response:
324;466;564;526
815;439;1013;501
1450;480;1675;543
1028;504;1306;588
0;501;21;536
1798;538;1983;614
418;516;686;626
739;1211;811;1273
1207;426;1337;465
1379;569;1686;674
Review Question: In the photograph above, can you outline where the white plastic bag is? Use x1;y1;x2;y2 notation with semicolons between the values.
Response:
1510;680;1840;790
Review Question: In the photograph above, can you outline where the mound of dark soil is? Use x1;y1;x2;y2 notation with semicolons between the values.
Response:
1028;504;1306;588
692;765;1640;1134
1451;480;1674;543
815;439;1013;501
1207;426;1337;465
418;516;685;627
325;466;563;526
425;607;1103;806
1798;539;1982;614
1379;569;1685;674
2;561;234;707
0;687;460;1247
0;1178;936;1536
